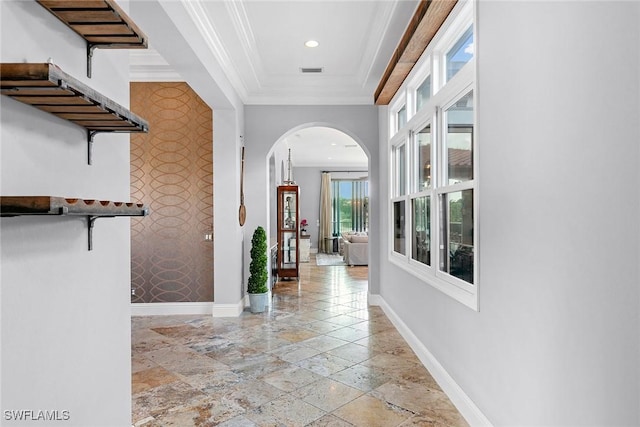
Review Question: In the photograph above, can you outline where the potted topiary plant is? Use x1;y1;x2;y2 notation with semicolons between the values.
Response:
248;225;269;313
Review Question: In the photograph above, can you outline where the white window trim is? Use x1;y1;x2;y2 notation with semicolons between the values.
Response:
387;0;478;311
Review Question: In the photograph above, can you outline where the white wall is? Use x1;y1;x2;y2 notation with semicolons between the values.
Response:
0;1;132;424
213;109;245;310
378;1;640;424
244;106;380;295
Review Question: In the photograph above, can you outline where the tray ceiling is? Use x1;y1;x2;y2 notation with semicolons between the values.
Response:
131;0;419;105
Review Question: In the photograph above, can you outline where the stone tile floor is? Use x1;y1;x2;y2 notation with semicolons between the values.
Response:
132;256;468;426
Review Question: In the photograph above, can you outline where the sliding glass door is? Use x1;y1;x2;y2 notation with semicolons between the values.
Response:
331;179;369;235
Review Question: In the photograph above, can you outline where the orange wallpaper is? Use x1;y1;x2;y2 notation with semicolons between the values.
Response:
130;82;213;303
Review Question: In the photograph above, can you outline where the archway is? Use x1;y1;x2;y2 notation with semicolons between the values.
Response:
267;124;371;286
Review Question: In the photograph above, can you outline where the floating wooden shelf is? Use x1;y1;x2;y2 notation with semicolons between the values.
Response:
36;0;148;77
1;196;149;250
0;62;149;164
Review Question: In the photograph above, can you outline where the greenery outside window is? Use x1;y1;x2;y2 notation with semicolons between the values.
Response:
332;179;369;235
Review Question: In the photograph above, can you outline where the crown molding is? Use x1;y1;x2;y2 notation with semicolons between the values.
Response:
356;0;401;88
225;0;264;91
183;0;250;102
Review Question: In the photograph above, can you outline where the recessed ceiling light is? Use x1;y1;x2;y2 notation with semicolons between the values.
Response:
305;40;319;48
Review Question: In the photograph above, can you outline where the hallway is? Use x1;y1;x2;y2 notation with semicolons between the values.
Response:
132;257;467;426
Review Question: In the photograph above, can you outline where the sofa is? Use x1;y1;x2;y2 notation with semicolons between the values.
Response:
341;232;368;266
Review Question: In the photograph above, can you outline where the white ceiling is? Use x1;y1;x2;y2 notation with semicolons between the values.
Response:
200;0;405;104
130;0;419;167
283;126;368;168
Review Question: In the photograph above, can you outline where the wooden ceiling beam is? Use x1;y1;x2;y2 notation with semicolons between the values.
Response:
374;0;458;105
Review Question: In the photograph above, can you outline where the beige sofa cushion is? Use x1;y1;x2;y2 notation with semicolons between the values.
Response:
350;235;368;244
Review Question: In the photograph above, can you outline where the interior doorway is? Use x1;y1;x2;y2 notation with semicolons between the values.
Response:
267;125;369;267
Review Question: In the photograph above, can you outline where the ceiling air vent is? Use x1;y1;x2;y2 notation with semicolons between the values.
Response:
300;67;324;74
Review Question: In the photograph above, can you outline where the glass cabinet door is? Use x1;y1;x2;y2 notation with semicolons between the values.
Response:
281;231;297;267
282;191;297;230
277;185;299;279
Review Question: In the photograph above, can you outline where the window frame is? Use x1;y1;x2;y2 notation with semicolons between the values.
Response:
387;0;478;310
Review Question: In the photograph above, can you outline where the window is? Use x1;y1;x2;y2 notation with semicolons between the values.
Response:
332;179;369;235
388;1;476;309
397;144;406;196
446;26;473;82
440;189;473;283
411;195;430;265
397;104;407;131
416;76;431;112
445;92;473;185
415;124;432;191
393;200;405;255
391;140;407;255
392;143;407;197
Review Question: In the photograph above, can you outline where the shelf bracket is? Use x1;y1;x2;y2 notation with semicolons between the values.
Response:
87;216;98;251
87;215;115;251
87;130;98;165
87;44;98;78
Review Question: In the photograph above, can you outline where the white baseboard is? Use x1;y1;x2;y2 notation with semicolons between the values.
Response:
131;302;213;316
131;300;246;317
367;293;383;306
212;300;245;317
376;296;492;427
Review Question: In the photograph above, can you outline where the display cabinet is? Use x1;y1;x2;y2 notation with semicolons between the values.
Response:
276;185;299;279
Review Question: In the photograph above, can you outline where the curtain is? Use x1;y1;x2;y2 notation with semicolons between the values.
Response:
319;172;332;253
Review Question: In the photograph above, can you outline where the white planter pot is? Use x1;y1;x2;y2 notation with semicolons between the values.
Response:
248;292;268;313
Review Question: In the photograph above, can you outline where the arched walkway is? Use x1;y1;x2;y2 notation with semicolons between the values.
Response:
267;124;371;291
